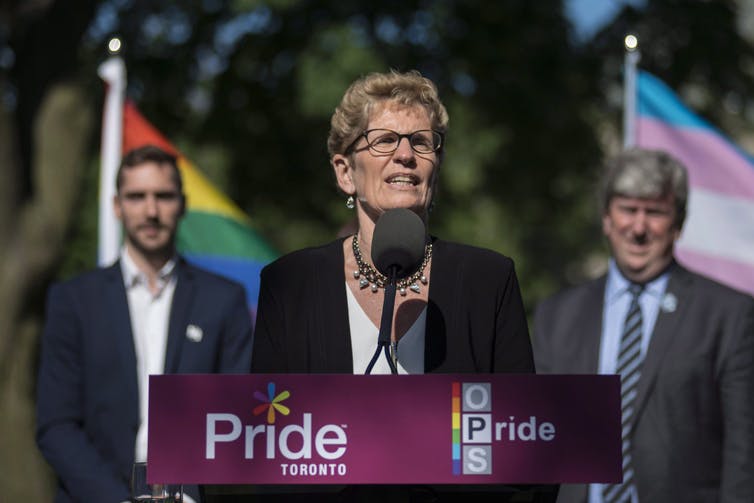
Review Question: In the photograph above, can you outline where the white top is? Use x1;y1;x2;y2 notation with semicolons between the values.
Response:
346;283;426;374
120;249;177;463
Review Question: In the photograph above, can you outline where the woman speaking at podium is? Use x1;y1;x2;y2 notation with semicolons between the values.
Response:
252;69;533;377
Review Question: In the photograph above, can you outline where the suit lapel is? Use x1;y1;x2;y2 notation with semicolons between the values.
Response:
632;263;690;430
106;262;139;403
574;278;606;374
164;259;194;373
315;239;353;373
426;238;451;372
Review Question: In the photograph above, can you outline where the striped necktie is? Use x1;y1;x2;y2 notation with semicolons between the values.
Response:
604;283;644;503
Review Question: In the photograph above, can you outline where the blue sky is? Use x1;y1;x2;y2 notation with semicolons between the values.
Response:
565;0;647;41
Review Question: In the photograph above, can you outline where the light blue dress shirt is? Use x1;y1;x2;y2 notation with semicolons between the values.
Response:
588;259;670;503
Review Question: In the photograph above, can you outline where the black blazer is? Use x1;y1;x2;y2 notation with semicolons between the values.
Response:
252;237;534;374
533;262;754;503
36;258;254;503
248;238;543;502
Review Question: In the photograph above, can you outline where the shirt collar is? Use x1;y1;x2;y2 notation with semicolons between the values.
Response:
605;259;670;304
120;246;177;290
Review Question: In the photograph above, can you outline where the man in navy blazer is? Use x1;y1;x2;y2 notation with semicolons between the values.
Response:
36;146;253;503
533;149;754;503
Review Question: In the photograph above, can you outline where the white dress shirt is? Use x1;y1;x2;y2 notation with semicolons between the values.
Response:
121;249;177;464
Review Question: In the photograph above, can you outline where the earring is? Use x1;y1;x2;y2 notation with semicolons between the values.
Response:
428;200;436;213
346;195;355;209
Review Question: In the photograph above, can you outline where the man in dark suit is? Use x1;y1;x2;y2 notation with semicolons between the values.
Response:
36;145;253;503
533;148;754;503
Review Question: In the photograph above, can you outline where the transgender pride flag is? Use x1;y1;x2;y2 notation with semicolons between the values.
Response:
98;56;277;318
635;71;754;296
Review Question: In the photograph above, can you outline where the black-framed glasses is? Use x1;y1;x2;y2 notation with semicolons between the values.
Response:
349;129;443;154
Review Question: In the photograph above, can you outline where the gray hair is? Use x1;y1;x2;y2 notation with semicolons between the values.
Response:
600;148;688;229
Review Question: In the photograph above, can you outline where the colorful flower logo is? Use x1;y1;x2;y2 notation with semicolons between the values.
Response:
253;382;291;424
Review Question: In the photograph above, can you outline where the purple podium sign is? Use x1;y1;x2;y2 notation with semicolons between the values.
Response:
148;374;619;485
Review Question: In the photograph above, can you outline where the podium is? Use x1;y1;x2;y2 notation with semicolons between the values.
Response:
201;483;559;502
148;374;620;502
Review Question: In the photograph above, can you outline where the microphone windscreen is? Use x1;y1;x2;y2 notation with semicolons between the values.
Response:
371;208;427;279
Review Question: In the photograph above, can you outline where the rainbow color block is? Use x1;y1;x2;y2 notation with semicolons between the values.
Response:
123;101;278;317
636;71;754;296
451;381;461;475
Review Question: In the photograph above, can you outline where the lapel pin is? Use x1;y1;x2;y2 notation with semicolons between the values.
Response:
661;293;677;313
186;324;203;342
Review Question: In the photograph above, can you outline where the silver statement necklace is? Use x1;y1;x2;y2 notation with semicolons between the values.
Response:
351;234;432;296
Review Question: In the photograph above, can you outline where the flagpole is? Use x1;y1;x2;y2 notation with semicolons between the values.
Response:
623;34;640;148
97;39;126;266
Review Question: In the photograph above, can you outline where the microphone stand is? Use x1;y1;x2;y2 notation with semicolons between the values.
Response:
365;265;399;375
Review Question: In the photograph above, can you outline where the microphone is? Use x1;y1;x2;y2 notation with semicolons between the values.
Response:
365;209;427;375
371;208;427;280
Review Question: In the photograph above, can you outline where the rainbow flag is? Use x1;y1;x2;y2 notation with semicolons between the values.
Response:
122;101;278;316
635;71;754;296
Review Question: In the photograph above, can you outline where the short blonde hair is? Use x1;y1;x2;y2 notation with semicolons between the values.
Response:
327;70;449;158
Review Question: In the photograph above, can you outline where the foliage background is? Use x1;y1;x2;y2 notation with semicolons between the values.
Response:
2;0;754;498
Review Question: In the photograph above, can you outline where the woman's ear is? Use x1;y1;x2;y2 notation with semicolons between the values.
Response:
332;154;355;195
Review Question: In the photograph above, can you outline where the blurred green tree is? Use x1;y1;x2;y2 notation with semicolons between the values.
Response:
1;1;98;499
106;0;605;306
